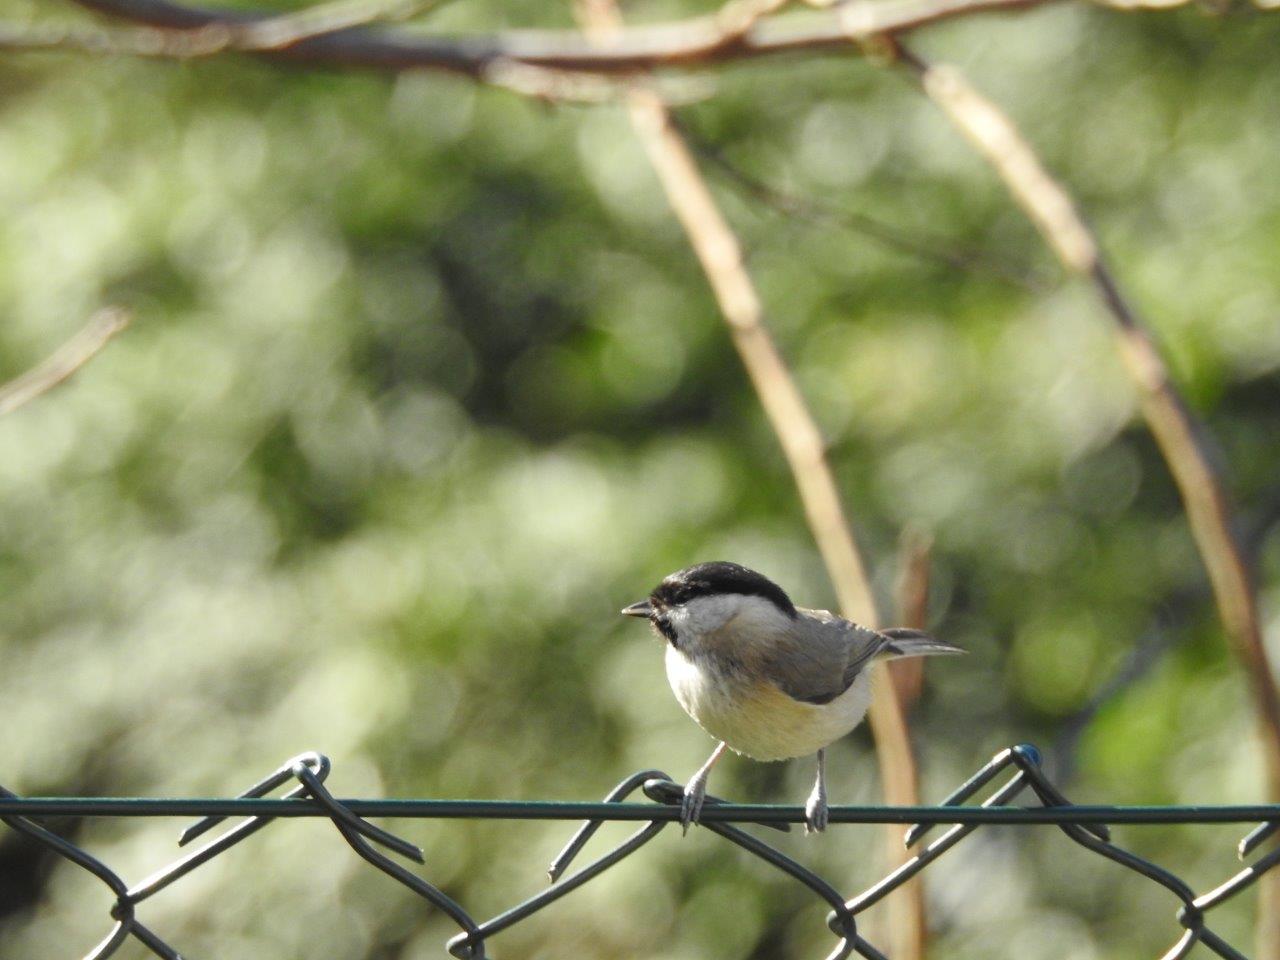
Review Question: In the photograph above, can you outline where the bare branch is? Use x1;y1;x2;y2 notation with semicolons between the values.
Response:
896;44;1280;958
54;0;1050;75
481;60;712;105
0;20;206;58
0;0;445;59
1091;0;1191;9
676;117;1048;289
625;90;881;624
572;3;926;955
879;522;932;959
0;308;130;417
0;12;680;105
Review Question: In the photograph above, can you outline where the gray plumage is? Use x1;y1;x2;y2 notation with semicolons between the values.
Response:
757;608;964;706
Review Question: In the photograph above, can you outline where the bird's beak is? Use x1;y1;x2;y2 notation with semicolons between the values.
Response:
621;600;653;618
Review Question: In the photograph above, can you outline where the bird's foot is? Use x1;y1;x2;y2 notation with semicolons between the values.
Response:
680;776;708;834
804;783;829;834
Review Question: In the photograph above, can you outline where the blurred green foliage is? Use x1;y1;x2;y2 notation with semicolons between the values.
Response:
1;1;1279;957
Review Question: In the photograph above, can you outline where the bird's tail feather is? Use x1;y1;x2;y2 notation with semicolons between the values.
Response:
877;627;965;659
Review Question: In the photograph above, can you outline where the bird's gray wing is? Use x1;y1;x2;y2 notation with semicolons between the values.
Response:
763;609;964;706
756;608;887;706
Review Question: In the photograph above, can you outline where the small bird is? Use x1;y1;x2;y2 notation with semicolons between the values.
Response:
622;561;963;833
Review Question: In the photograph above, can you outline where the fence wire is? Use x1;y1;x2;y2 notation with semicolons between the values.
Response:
2;743;1279;960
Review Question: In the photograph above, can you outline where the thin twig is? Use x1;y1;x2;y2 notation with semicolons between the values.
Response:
893;43;1280;958
2;5;668;105
1058;480;1280;777
0;308;130;417
625;92;883;624
677;117;1048;289
1051;615;1177;780
571;4;926;956
481;60;712;105
0;19;656;104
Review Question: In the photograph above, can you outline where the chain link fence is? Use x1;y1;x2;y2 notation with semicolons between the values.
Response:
2;743;1277;960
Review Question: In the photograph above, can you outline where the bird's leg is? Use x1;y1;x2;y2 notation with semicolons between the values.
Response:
681;741;728;834
805;748;829;834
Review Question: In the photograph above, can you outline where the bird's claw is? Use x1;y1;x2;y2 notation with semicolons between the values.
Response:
680;777;708;834
804;785;829;834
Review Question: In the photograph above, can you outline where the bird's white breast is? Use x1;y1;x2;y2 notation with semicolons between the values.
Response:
664;644;872;761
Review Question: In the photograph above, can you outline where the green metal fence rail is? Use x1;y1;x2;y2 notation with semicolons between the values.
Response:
2;743;1277;960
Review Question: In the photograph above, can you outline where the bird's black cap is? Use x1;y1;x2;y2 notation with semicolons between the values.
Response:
648;561;796;617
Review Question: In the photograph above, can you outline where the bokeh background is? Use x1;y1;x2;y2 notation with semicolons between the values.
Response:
2;1;1279;957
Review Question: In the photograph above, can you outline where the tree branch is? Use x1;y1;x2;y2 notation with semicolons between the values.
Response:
676;115;1048;290
570;3;926;955
895;43;1280;957
52;0;1049;75
3;0;439;57
0;308;129;417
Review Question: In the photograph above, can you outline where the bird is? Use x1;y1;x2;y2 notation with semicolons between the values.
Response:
621;561;963;834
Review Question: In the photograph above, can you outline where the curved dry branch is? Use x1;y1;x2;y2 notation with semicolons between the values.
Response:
678;117;1048;289
629;81;932;960
894;44;1280;957
570;5;926;957
0;308;129;417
